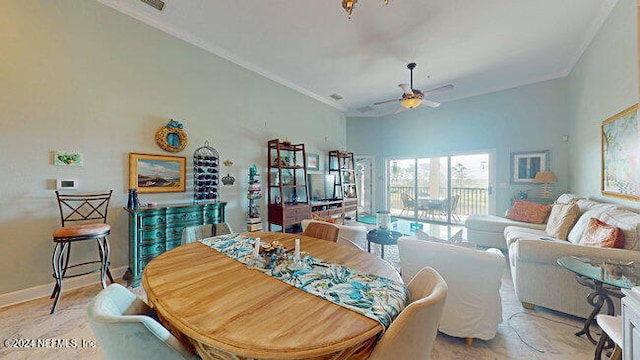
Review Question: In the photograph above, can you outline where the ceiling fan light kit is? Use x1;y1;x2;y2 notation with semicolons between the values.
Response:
342;0;389;19
373;62;453;113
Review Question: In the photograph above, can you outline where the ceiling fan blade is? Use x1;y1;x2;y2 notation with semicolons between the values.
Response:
424;84;454;94
398;84;414;95
422;99;441;108
373;98;401;106
393;105;406;114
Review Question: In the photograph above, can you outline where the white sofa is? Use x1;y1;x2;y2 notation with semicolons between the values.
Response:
466;195;640;319
398;237;505;344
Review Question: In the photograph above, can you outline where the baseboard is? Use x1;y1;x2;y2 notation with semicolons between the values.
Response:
0;266;128;309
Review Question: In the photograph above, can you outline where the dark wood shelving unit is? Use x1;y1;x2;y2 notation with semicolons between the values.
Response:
267;139;310;232
328;150;358;220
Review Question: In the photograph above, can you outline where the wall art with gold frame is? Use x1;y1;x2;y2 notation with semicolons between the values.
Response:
601;104;639;200
129;153;186;193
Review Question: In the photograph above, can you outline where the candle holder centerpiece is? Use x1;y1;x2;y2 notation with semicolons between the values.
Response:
260;240;288;267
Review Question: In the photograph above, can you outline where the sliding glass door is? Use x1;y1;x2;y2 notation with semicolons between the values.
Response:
388;152;491;224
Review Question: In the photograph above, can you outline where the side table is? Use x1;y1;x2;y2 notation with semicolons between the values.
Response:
366;229;402;259
557;256;638;345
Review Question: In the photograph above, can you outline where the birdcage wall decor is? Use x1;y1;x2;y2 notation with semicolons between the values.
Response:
193;141;219;203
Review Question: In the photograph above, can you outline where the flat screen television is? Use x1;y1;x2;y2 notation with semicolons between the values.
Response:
308;174;337;202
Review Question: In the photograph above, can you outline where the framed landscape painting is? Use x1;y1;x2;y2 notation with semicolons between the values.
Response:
601;104;639;201
129;153;186;193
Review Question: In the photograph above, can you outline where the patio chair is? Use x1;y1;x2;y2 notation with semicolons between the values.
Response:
400;193;416;216
449;195;461;222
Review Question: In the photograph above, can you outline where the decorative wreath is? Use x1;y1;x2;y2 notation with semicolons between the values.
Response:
155;120;188;153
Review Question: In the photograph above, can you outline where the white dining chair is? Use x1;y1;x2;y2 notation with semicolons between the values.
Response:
369;267;448;360
87;283;198;360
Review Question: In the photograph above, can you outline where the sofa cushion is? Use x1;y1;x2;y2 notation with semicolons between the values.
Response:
465;214;547;233
597;209;640;251
567;205;617;244
506;200;552;224
578;218;624;248
545;203;579;240
574;199;616;214
504;226;559;248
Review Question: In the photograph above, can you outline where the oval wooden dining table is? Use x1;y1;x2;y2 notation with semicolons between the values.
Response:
142;231;403;360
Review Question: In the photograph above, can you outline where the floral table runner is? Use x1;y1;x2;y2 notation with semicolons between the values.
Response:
199;233;408;330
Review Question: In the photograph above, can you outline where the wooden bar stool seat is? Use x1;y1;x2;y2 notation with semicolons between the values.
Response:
53;223;111;240
50;191;114;314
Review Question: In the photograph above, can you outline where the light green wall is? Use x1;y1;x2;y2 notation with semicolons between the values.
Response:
568;0;638;207
0;0;346;295
347;78;571;215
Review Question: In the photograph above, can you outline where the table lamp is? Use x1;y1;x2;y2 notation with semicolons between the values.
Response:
533;171;557;199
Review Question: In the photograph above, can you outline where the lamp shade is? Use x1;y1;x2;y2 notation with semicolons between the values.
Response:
533;171;557;184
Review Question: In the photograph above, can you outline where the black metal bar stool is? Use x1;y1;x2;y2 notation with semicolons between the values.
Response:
50;190;114;314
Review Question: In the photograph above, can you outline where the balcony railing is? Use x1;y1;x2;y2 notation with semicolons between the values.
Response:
389;186;489;223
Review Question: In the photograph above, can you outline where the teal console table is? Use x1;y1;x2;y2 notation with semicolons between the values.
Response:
124;202;226;287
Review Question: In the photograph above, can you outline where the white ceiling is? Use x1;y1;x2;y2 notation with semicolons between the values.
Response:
95;0;617;117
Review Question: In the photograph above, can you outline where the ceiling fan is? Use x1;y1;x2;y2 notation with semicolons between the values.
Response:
374;62;454;111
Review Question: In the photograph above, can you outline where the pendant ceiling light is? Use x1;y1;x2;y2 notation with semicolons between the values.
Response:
342;0;389;19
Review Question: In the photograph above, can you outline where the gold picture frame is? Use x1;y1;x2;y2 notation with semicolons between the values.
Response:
601;104;639;201
129;153;186;193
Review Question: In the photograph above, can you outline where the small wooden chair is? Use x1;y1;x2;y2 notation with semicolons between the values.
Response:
50;191;113;313
302;221;339;242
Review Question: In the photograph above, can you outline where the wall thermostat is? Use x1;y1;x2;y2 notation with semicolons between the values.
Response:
56;179;78;190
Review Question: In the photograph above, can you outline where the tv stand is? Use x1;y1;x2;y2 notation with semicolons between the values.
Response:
310;200;345;224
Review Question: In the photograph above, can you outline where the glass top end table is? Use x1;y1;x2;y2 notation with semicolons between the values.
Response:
557;256;639;344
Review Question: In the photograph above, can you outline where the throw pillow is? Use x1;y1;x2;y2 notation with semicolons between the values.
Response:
597;209;640;251
567;206;617;244
506;200;552;224
545;203;579;240
578;218;623;248
312;214;338;224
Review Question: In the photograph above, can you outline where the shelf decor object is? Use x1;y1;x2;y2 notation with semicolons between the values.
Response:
129;153;186;193
267;139;310;232
247;164;263;232
155;119;187;153
193;141;219;202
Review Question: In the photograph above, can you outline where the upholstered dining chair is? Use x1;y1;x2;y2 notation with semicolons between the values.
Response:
398;237;505;346
50;190;113;314
87;283;198;360
369;267;448;360
301;221;340;242
181;222;233;245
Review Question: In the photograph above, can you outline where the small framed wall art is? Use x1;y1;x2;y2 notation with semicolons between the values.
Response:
54;151;84;167
129;153;186;193
307;153;320;171
601;104;639;200
510;150;549;184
